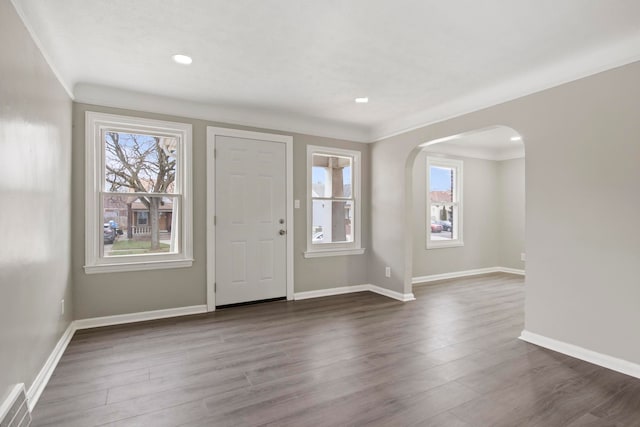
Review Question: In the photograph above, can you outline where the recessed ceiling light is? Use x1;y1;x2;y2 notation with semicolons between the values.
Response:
510;136;522;141
172;54;193;65
355;97;369;103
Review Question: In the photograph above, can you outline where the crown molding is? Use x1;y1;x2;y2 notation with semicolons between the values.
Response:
10;0;75;100
424;144;524;161
74;83;371;143
62;34;640;145
369;33;640;142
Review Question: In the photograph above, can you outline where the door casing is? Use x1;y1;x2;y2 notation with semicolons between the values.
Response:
206;127;294;311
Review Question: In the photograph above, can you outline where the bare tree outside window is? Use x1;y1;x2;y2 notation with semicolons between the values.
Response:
85;112;192;273
104;132;177;251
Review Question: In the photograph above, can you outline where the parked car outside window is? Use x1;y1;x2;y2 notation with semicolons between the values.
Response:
430;222;443;233
435;220;452;231
103;223;116;244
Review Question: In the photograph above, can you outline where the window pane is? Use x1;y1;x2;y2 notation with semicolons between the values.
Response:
341;163;352;198
312;154;353;198
430;204;457;241
103;194;178;256
429;166;454;203
311;200;354;244
104;132;178;193
311;165;330;197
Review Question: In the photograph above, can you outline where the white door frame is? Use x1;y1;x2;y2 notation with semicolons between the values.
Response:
206;127;294;311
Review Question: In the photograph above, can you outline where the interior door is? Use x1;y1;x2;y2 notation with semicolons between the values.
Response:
215;136;287;306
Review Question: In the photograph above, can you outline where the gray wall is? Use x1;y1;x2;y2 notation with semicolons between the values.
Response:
292;134;371;291
72;103;370;319
497;158;525;270
0;0;73;403
412;153;500;278
370;61;640;364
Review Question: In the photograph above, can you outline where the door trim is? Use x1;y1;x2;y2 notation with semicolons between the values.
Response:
206;127;294;311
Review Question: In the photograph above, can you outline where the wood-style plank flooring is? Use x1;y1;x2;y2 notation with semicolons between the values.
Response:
32;273;640;426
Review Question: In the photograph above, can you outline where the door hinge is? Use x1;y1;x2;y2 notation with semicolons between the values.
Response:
214;215;216;226
214;148;217;158
214;282;217;292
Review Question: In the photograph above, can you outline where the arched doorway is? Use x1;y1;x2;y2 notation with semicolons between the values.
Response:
404;125;525;295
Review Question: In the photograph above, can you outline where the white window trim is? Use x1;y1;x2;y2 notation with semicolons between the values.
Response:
426;156;464;249
84;112;193;274
304;145;364;258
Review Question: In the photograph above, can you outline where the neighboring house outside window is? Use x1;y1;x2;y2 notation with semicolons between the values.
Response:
427;156;463;249
85;112;193;273
304;145;364;258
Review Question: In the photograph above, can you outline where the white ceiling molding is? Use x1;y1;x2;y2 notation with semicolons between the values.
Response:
78;33;640;145
10;0;74;99
420;126;525;161
424;144;524;162
493;147;526;162
74;84;371;142
369;33;640;142
13;1;640;143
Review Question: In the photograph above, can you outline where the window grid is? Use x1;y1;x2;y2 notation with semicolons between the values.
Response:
305;146;363;257
427;157;464;249
85;112;193;273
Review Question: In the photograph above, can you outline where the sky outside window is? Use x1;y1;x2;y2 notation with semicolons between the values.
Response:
430;166;453;192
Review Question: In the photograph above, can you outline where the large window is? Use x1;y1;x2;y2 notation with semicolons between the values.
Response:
85;112;193;273
305;146;363;257
427;157;463;248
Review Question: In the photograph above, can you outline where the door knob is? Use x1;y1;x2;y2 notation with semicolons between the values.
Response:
279;229;286;235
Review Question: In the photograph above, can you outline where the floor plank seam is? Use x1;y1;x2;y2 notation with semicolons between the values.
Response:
29;274;640;427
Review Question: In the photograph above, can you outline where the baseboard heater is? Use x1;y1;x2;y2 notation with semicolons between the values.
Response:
0;384;31;427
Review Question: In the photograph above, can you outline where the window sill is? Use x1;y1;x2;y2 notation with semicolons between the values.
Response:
303;248;366;259
426;241;464;250
84;258;194;274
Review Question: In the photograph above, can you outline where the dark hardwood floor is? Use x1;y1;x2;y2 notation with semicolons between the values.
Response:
32;273;640;426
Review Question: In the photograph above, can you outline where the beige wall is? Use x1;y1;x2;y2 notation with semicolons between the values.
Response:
497;158;525;270
370;61;640;364
412;153;501;277
72;103;370;319
292;134;371;291
0;0;73;402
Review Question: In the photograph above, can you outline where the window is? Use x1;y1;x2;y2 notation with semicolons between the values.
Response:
305;146;364;258
427;157;463;248
85;112;193;273
136;211;149;226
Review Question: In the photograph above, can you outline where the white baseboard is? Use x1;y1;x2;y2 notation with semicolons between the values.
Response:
412;266;525;285
27;322;75;411
294;285;370;300
519;330;640;380
496;267;526;275
368;285;416;302
73;304;208;330
1;383;26;424
295;284;415;302
24;304;208;411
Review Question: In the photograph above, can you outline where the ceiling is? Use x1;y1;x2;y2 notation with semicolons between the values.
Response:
422;126;524;161
12;0;640;142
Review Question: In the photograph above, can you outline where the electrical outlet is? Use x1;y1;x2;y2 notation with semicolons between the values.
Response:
385;266;391;278
521;253;526;262
61;299;65;316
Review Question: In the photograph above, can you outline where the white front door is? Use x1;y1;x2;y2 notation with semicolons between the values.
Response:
214;135;287;306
